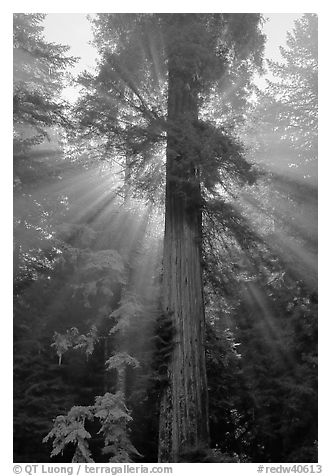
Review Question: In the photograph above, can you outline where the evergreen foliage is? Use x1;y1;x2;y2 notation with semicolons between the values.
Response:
13;13;317;464
43;392;140;462
75;14;265;203
13;14;77;153
245;14;317;184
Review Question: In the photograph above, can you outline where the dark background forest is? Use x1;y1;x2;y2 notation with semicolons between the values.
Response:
13;13;317;464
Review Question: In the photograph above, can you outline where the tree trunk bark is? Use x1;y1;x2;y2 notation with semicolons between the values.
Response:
158;48;209;462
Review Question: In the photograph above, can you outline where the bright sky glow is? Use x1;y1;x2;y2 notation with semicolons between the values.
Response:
43;13;98;102
42;13;302;102
263;13;301;61
254;13;302;89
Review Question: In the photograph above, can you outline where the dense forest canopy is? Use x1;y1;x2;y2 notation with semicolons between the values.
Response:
13;13;317;465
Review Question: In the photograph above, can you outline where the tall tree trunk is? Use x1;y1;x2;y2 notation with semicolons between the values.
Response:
158;37;209;462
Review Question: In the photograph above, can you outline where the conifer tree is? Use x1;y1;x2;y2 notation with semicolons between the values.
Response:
13;13;76;153
248;14;317;184
75;13;265;461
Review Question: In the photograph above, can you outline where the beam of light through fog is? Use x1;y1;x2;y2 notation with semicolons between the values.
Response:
13;16;318;454
42;13;302;102
37;12;317;308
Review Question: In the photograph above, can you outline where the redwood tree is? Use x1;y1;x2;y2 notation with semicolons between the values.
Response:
158;15;210;461
158;14;266;461
74;13;265;461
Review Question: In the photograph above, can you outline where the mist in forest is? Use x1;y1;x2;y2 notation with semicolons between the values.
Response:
13;13;317;466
